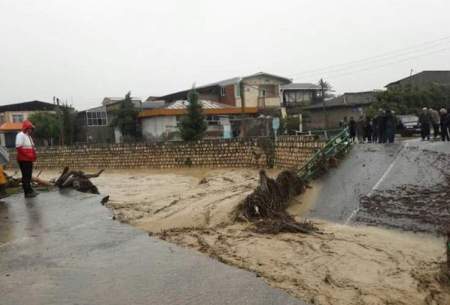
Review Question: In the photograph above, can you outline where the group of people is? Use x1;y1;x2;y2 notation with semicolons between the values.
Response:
345;109;398;144
344;106;450;144
418;107;450;141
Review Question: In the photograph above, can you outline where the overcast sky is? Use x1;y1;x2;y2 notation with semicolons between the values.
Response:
1;0;449;110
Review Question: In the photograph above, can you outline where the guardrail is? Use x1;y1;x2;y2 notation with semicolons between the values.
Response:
295;128;345;140
297;128;351;181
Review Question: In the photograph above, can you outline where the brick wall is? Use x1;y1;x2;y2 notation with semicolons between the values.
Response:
8;136;325;170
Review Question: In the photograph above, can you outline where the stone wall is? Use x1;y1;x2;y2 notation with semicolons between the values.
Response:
7;136;325;170
274;136;324;169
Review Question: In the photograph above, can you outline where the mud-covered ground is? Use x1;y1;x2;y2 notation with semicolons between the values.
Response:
356;150;450;234
43;166;445;305
37;144;450;305
158;223;449;305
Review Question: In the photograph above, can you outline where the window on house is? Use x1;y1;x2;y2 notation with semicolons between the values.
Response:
87;111;107;126
12;114;24;123
206;115;220;125
235;84;240;97
220;87;226;97
259;89;266;98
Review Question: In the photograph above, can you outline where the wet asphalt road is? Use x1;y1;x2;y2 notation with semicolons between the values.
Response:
0;190;307;305
305;139;449;223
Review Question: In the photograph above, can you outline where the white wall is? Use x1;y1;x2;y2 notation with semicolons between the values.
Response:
242;76;286;108
141;116;177;140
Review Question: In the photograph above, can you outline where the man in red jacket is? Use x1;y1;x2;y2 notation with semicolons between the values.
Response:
15;120;38;198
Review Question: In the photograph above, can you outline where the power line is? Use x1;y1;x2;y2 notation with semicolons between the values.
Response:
290;35;450;79
317;46;450;81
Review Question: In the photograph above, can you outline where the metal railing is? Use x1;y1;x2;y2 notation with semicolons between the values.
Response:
297;128;351;181
295;128;345;141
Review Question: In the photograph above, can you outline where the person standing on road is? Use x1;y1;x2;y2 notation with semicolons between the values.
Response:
373;109;383;143
15;120;38;198
419;107;431;141
429;108;441;139
356;115;365;143
384;110;397;143
363;116;373;143
349;117;357;142
440;108;450;141
378;109;387;143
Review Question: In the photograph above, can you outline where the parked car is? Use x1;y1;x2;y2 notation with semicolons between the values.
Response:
396;115;421;137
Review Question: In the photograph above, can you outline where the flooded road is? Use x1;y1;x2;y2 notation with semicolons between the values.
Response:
305;139;450;230
0;190;306;305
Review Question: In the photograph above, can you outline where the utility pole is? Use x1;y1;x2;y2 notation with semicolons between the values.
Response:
320;78;329;130
53;96;64;146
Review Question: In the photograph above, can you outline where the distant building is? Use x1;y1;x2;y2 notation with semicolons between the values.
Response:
280;83;322;115
76;105;114;144
156;72;292;110
0;100;57;147
102;97;142;110
76;96;142;144
303;91;378;129
386;70;450;89
138;100;259;141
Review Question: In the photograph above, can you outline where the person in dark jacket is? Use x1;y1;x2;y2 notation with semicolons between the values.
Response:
384;110;397;143
371;117;378;143
440;108;450;141
419;108;431;141
349;117;357;142
363;116;373;143
356;116;365;143
378;109;387;143
373;109;384;143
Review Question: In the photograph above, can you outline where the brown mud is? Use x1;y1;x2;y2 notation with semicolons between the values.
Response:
39;165;450;305
356;151;450;234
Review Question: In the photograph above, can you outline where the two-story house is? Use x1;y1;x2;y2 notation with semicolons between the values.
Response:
157;72;292;109
139;72;293;140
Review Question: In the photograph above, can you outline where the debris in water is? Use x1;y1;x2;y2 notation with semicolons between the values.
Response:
55;167;104;194
238;169;318;234
101;195;109;205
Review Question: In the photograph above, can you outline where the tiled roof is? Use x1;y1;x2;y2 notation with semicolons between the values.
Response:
0;122;22;131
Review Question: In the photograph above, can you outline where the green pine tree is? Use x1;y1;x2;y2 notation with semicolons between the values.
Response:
179;89;207;141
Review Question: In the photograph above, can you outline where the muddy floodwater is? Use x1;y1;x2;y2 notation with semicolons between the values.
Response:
34;166;450;305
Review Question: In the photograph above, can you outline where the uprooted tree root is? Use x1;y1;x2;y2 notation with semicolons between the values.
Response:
236;169;319;234
54;167;104;194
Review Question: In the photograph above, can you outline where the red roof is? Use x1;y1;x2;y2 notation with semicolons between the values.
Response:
0;122;22;131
